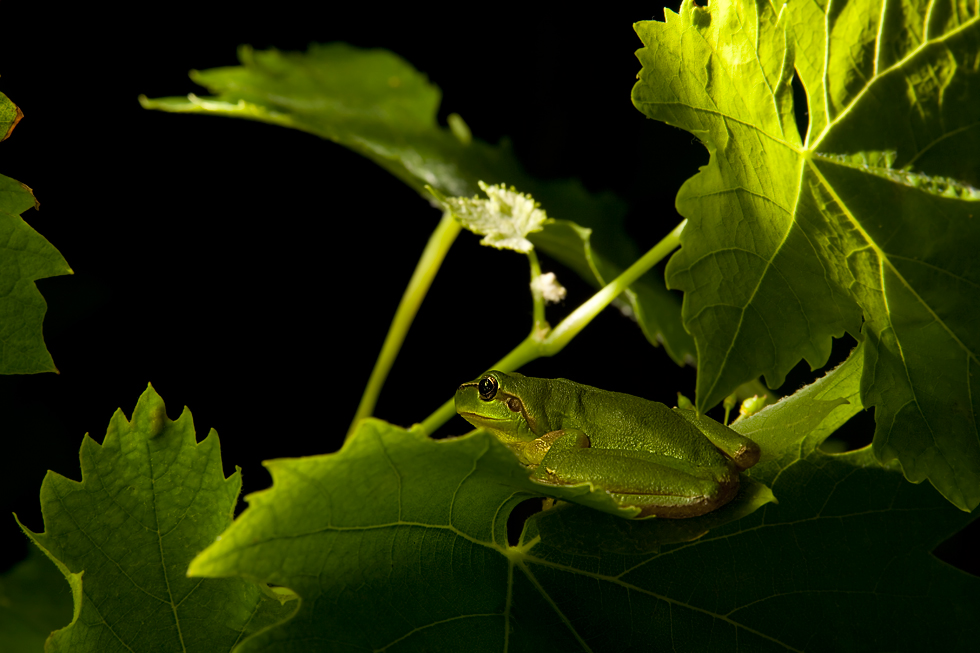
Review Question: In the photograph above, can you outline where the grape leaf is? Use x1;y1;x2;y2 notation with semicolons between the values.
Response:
734;341;865;466
632;0;980;510
184;413;978;652
0;91;72;374
139;42;696;366
15;385;295;652
0;91;24;141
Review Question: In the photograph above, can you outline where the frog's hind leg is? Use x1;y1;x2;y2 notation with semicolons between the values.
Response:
672;409;761;470
532;447;739;519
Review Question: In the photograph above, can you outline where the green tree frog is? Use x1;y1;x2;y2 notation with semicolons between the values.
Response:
455;371;761;518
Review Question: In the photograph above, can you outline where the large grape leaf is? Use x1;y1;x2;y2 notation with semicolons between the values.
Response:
0;92;72;374
15;385;295;652
632;0;980;510
138;43;695;365
182;379;977;651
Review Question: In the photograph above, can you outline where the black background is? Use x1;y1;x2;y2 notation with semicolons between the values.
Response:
0;1;973;577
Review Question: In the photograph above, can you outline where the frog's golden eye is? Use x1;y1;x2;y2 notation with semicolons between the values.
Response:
506;397;523;413
478;375;498;400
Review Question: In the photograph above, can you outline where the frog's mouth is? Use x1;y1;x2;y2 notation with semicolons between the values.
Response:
458;412;506;422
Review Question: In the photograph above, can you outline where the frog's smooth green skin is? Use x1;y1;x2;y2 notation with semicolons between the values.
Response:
455;371;761;518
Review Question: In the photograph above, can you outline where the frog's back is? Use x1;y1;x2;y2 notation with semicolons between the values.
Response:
545;378;729;468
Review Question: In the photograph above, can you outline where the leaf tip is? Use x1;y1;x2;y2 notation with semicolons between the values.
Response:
12;511;37;538
131;383;170;438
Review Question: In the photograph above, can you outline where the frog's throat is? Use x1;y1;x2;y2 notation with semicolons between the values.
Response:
458;413;521;437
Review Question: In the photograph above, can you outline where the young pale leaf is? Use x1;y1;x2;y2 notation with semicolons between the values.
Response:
0;172;72;374
140;42;695;365
437;181;548;253
185;417;978;652
530;271;567;304
15;385;295;652
632;0;980;510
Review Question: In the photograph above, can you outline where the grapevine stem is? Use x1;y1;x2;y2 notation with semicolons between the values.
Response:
415;219;686;436
347;211;461;440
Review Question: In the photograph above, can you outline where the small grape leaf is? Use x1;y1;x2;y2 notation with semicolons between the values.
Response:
632;0;980;510
0;92;72;374
15;385;295;652
184;413;978;652
139;42;696;365
430;181;549;253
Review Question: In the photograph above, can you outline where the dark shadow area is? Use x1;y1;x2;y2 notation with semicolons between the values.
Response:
507;498;545;547
934;516;980;577
792;69;809;144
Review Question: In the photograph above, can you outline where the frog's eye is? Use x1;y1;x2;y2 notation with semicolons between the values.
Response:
505;397;523;413
478;375;498;400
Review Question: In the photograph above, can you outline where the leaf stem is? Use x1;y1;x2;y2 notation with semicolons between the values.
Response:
348;211;461;440
527;248;547;331
541;219;685;355
415;219;686;436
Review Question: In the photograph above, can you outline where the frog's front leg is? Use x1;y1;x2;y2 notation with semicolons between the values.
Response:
531;438;739;518
517;428;590;467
